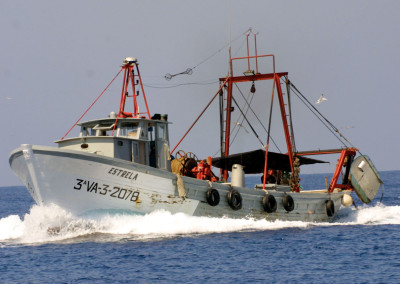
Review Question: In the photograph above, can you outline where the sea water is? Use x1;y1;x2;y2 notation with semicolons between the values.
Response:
0;171;399;283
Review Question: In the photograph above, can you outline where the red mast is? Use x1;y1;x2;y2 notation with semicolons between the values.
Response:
118;57;151;119
220;31;296;187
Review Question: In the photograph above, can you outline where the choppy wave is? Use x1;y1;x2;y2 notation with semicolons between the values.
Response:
0;203;399;245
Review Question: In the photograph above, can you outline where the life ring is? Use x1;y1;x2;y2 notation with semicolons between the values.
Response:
227;190;242;210
206;188;220;206
262;194;277;213
282;194;295;212
326;200;335;217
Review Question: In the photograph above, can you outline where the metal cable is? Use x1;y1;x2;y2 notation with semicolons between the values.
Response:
230;88;255;145
144;80;218;89
233;83;282;152
287;79;384;189
287;81;348;147
231;95;265;147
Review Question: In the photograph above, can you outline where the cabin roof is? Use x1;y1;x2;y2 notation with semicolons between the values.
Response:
77;117;170;128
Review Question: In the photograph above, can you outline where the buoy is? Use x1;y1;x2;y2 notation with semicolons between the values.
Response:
282;194;295;212
206;188;220;206
341;194;353;207
227;190;242;210
326;200;335;217
262;195;277;213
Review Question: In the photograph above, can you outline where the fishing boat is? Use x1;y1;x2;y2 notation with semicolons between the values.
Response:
9;32;383;222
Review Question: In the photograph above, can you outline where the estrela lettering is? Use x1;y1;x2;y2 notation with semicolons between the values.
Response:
108;167;138;180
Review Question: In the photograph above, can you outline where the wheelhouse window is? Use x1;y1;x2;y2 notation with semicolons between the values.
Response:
148;126;154;141
93;123;115;136
80;127;89;137
80;123;115;136
156;124;167;140
119;123;141;139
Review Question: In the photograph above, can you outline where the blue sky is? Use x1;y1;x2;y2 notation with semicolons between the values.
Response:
1;0;399;186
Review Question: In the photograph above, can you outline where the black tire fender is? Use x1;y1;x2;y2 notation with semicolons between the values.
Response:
206;188;220;206
282;194;295;212
262;194;277;213
326;199;335;217
227;189;242;210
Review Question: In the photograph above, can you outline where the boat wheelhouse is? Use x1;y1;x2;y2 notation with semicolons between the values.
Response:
57;115;171;171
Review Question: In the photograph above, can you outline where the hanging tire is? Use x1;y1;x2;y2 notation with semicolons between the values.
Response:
262;195;277;213
282;194;295;212
326;200;335;217
227;190;242;210
206;188;220;206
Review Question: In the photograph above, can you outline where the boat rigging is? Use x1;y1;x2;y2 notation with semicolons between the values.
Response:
9;30;383;223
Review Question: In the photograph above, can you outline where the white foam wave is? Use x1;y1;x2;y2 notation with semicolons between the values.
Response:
333;204;400;225
0;203;399;245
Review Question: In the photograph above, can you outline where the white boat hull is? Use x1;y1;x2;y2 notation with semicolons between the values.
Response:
10;144;348;222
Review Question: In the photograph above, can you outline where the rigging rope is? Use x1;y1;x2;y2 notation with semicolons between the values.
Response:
165;28;251;80
231;95;265;147
192;28;251;70
287;80;349;147
288;79;384;191
233;83;282;152
144;80;218;89
170;77;230;155
230;87;256;145
61;68;123;140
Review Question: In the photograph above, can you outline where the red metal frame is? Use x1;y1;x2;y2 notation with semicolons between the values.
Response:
171;31;358;192
219;31;295;183
118;62;151;119
62;59;152;140
296;149;347;156
275;73;295;174
218;33;357;192
61;68;123;140
170;77;229;155
328;148;357;192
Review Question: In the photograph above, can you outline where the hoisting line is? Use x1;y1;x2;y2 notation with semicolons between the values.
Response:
289;79;384;186
229;86;256;147
232;82;281;152
231;95;264;147
61;68;123;140
165;28;250;81
170;77;230;155
288;80;348;147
